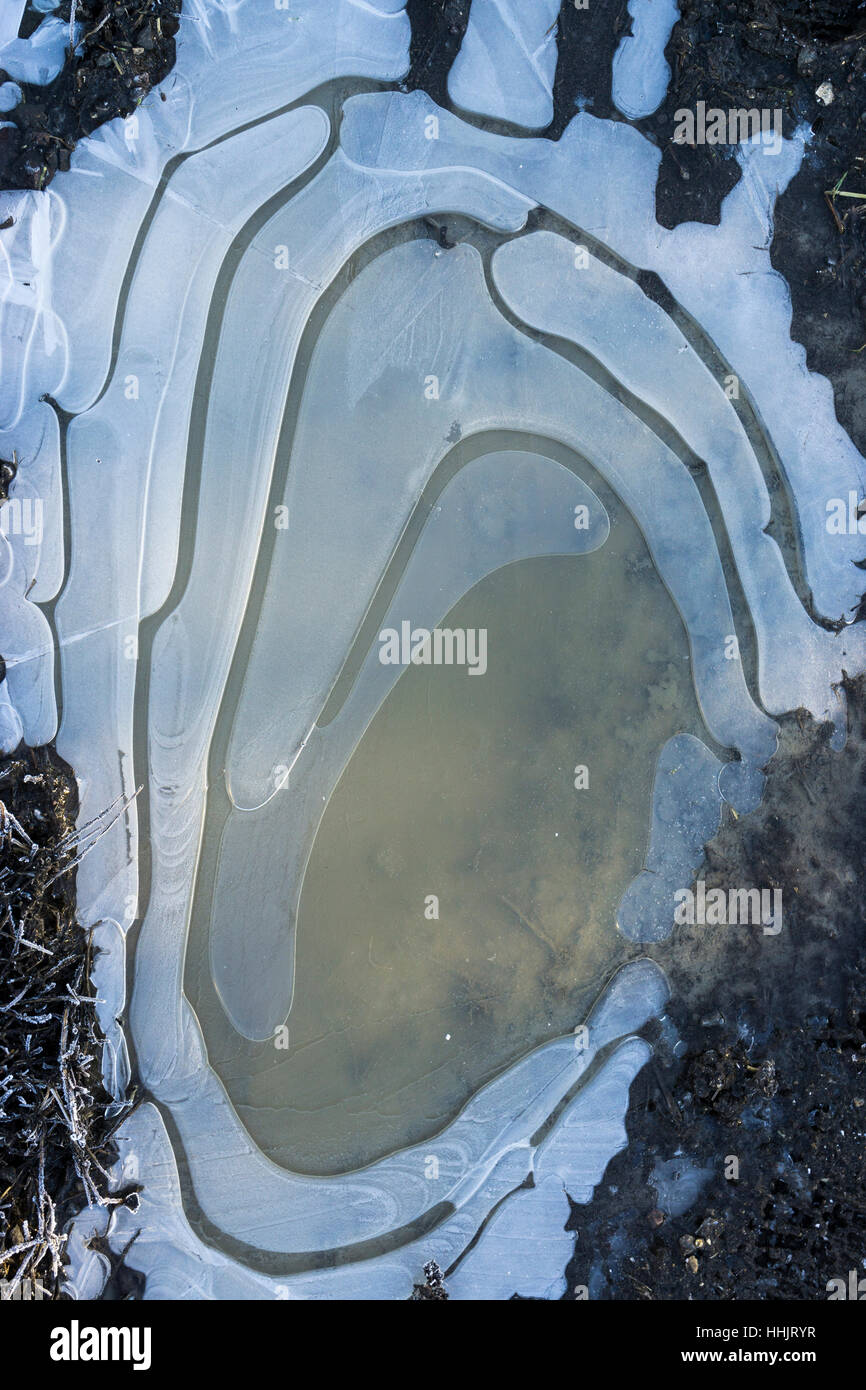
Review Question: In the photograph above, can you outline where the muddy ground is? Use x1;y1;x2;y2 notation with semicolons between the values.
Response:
564;679;866;1300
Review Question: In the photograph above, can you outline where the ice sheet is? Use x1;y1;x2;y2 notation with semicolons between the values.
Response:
447;0;561;130
611;0;679;119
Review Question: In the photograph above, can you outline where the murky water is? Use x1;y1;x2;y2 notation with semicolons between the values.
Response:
186;491;706;1173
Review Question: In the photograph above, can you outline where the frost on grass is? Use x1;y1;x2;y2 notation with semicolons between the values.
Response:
2;0;865;1300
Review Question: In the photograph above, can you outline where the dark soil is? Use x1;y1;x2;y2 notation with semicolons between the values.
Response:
0;0;180;192
0;741;136;1299
565;677;866;1300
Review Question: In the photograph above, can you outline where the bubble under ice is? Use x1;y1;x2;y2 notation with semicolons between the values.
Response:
0;0;864;1299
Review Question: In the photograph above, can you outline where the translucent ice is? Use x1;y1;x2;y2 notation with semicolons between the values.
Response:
448;0;561;130
492;231;860;734
81;961;668;1297
212;449;610;1040
0;14;77;87
447;1038;651;1299
611;0;679;120
617;734;724;943
343;91;866;622
53;107;330;932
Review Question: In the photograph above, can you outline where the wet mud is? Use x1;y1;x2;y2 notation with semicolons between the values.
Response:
565;676;866;1300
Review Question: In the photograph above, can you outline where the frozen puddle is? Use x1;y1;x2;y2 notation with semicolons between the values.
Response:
1;0;865;1299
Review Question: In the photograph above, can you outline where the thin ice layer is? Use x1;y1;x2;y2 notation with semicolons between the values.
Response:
137;166;535;1062
492;231;863;732
611;0;679;120
617;733;724;942
0;401;63;604
0;0;410;424
53;108;329;935
340;90;866;623
0;401;62;752
447;1037;651;1299
212;450;609;1039
131;945;666;1255
139;232;773;1195
447;0;560;130
0;14;75;86
218;238;772;820
99;1037;652;1299
99;960;667;1291
0;560;55;746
